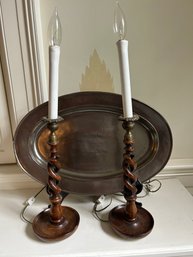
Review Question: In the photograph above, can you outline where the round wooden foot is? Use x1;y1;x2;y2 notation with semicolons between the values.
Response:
32;206;80;242
109;204;154;238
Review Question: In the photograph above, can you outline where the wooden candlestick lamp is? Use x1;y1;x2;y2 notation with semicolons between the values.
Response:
32;118;80;241
109;115;154;238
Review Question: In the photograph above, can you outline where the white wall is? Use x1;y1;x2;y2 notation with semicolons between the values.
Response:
39;0;193;162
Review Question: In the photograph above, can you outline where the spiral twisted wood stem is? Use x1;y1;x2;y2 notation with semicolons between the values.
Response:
32;118;80;241
122;116;139;221
47;121;63;225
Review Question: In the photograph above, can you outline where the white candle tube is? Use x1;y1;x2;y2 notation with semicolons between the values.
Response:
48;45;60;120
117;39;133;118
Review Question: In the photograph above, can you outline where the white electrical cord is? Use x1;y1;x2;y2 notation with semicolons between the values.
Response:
92;179;162;222
20;186;46;224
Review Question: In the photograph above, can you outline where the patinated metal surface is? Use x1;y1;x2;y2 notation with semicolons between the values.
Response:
14;92;172;195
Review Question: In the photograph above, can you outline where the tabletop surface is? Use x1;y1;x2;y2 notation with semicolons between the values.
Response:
1;178;193;257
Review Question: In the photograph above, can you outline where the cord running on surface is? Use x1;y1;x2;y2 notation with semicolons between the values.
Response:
92;195;112;222
92;178;162;222
20;186;46;224
138;179;162;198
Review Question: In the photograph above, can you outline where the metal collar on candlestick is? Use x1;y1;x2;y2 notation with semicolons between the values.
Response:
32;116;80;242
42;116;64;123
119;114;139;122
109;114;154;238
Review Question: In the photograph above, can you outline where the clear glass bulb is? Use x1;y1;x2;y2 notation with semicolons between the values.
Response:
48;8;62;46
113;1;126;40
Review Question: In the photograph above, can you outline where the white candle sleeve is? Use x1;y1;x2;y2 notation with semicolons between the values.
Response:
116;39;133;118
48;45;60;120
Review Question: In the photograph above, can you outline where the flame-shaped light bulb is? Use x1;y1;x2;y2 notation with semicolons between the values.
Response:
113;1;126;40
48;8;62;46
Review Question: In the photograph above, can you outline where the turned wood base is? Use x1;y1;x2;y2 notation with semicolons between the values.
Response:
32;206;80;242
109;204;154;238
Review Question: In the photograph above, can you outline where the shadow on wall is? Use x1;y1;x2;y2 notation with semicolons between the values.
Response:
79;49;115;92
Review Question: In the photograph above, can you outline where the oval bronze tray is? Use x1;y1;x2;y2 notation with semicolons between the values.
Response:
14;92;172;195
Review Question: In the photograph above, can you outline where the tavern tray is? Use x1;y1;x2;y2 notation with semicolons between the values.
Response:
14;92;172;195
